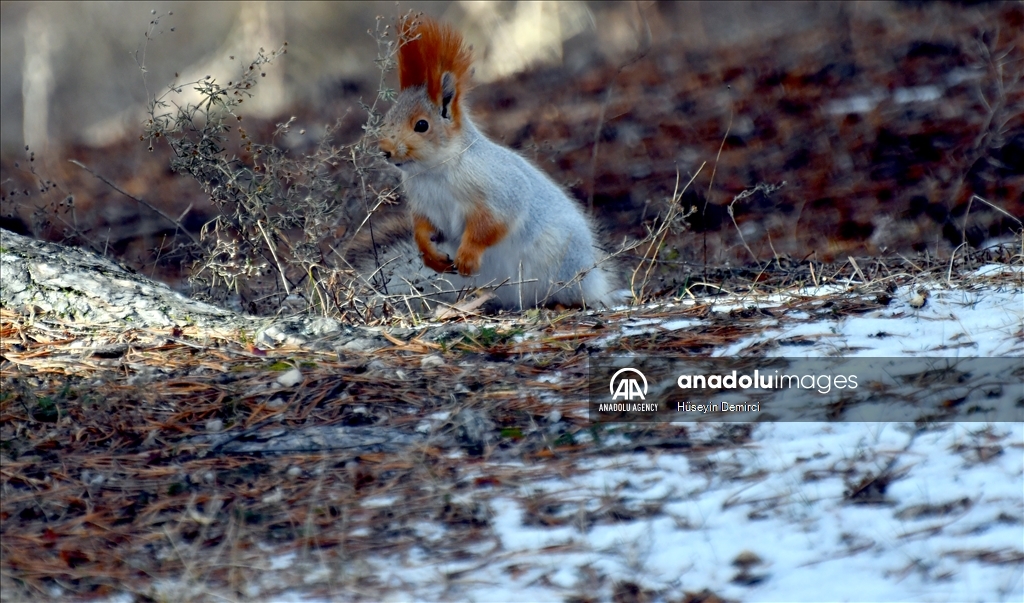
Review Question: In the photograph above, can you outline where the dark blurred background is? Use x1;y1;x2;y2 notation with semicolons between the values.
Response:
1;1;1021;297
1;1;885;152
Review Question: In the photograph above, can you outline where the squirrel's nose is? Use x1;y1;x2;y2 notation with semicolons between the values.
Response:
382;150;391;159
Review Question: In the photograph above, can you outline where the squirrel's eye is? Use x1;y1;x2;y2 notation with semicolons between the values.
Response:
414;119;429;133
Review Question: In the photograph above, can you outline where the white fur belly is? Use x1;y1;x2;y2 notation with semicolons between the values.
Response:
470;230;564;305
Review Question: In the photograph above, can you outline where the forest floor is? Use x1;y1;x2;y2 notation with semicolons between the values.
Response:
0;256;1021;602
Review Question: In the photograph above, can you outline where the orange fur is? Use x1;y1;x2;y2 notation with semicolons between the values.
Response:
413;213;456;274
397;15;473;124
454;203;508;276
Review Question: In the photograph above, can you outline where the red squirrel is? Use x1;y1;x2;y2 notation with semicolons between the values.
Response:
376;15;613;309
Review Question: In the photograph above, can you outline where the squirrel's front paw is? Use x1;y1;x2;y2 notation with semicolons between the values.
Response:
454;247;482;276
422;251;457;274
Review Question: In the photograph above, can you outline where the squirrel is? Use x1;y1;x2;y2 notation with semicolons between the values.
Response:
375;14;613;310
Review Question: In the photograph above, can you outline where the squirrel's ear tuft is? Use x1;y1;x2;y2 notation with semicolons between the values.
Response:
440;72;456;119
397;15;472;123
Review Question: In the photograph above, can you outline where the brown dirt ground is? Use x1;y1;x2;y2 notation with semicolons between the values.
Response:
1;2;1020;300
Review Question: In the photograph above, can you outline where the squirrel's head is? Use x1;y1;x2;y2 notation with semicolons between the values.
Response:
378;15;473;171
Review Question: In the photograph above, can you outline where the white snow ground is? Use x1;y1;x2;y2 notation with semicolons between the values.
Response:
344;266;1021;603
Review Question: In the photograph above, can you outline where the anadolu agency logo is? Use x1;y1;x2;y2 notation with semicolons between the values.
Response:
609;367;648;401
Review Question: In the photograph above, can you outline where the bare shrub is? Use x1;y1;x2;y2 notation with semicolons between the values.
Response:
140;12;407;322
